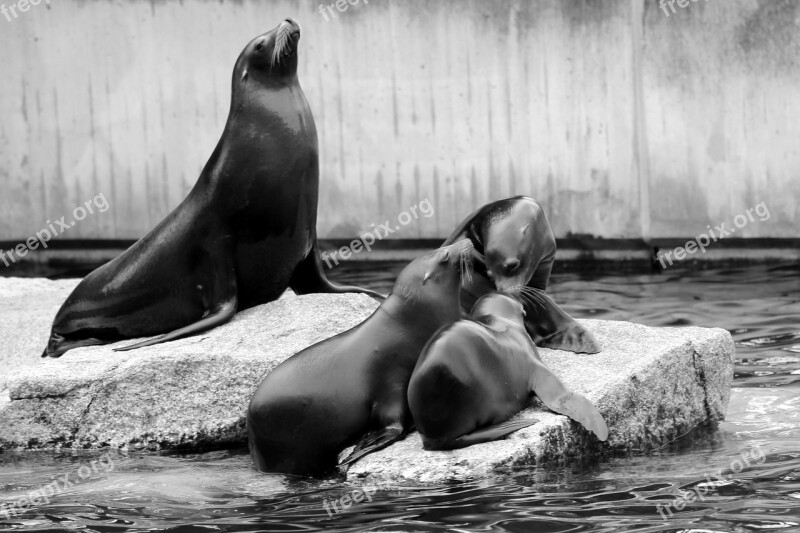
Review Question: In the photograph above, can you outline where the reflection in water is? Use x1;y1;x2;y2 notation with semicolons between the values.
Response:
1;263;798;532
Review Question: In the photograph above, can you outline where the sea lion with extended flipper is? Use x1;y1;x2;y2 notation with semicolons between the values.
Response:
408;292;608;450
443;196;599;354
246;239;473;477
41;19;382;358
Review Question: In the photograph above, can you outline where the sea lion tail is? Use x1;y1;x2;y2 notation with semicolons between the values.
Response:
290;243;386;301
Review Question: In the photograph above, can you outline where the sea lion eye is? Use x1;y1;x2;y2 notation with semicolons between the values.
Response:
504;258;520;274
440;250;450;263
255;41;264;51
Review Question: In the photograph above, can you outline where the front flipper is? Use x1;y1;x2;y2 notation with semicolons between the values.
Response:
114;236;238;352
521;288;600;354
290;237;385;301
42;334;111;358
338;423;404;469
423;418;539;451
528;358;609;441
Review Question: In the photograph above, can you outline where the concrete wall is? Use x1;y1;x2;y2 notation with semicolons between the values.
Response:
0;0;797;242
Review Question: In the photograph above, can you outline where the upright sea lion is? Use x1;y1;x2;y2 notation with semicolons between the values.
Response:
42;19;382;358
443;196;600;354
408;292;609;450
247;239;473;477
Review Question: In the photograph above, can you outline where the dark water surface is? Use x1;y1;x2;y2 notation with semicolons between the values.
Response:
2;263;799;532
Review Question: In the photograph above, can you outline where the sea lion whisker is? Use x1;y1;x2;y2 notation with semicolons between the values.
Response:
511;286;548;309
271;28;292;68
459;249;473;285
522;288;549;306
512;290;537;309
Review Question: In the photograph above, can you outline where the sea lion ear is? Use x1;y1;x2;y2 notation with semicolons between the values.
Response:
422;272;431;285
521;223;530;234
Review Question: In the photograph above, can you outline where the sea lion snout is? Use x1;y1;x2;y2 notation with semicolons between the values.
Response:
453;237;474;258
452;238;475;277
266;18;302;70
281;18;300;32
278;18;301;41
423;239;472;285
491;266;533;293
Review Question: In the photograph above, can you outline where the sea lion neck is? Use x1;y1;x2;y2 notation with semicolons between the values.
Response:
379;293;459;340
229;64;301;110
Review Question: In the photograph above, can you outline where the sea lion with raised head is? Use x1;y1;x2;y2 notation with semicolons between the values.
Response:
41;19;382;358
443;196;599;354
247;239;473;477
408;292;608;450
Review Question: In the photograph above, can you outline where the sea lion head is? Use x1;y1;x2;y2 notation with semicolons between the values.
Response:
470;292;525;328
237;18;302;84
392;239;474;321
479;197;556;293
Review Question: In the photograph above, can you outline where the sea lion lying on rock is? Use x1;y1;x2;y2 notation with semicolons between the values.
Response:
409;292;609;450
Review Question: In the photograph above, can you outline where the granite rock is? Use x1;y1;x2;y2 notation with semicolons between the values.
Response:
0;278;734;485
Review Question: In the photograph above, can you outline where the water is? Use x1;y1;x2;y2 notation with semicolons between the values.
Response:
1;262;799;532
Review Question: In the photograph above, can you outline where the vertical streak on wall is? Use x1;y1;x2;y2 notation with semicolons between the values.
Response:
631;0;651;240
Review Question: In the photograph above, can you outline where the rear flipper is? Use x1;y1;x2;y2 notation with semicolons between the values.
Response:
528;359;609;441
423;418;539;450
520;288;600;354
337;423;404;470
538;324;600;355
290;239;386;301
114;236;238;352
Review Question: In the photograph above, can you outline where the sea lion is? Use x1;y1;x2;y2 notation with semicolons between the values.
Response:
443;196;600;354
41;19;382;358
408;292;609;450
247;239;473;477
